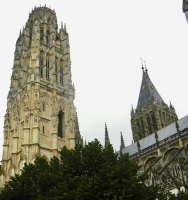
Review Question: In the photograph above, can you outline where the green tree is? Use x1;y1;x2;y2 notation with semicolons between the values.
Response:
0;139;185;200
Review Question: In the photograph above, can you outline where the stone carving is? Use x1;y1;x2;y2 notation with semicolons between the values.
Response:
23;92;30;110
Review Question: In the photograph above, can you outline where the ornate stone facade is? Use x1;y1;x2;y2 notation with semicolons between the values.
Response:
122;117;188;194
122;67;188;194
0;6;82;187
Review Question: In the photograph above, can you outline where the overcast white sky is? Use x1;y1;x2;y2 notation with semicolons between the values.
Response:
0;1;187;157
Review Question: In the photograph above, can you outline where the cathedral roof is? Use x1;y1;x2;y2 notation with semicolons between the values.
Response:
122;115;188;157
136;68;164;110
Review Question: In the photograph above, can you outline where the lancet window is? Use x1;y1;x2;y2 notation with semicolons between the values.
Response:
55;57;58;83
39;51;43;78
46;54;50;80
40;27;43;40
140;118;144;132
58;111;64;137
146;115;152;134
60;60;63;86
151;112;157;130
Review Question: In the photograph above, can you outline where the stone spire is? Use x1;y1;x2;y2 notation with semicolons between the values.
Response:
105;123;110;148
136;67;164;110
131;66;178;142
120;132;125;151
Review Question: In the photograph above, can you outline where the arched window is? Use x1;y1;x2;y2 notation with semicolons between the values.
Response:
171;116;174;122
146;115;152;134
151;112;157;131
163;112;165;120
46;30;50;43
58;111;64;137
55;57;58;83
39;51;43;78
43;103;45;111
40;27;43;40
46;54;50;80
140;118;144;132
60;60;63;86
136;120;140;132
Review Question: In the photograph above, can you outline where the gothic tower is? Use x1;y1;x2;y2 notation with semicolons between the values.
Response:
1;6;82;186
131;66;178;142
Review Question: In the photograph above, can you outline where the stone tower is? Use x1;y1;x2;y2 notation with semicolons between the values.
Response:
1;6;82;186
131;66;177;142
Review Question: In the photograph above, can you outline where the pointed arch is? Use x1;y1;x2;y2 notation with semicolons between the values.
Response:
163;147;179;162
58;98;67;112
144;156;158;171
39;92;50;105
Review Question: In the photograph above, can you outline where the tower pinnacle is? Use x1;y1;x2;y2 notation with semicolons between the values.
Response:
105;123;110;148
120;132;125;151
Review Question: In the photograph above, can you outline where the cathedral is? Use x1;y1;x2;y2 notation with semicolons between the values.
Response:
0;6;82;187
1;1;188;193
119;67;188;194
114;2;188;193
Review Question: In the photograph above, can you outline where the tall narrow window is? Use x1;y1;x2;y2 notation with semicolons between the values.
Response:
43;103;45;111
60;60;63;86
55;57;58;83
39;51;43;78
46;30;50;43
43;126;45;134
58;111;64;137
151;112;157;130
40;27;43;40
46;54;50;80
146;115;152;134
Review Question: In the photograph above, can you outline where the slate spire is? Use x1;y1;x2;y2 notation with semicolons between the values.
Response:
136;67;164;110
105;123;110;148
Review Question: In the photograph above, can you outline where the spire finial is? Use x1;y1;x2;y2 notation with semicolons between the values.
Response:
143;60;148;72
140;58;144;71
105;123;110;148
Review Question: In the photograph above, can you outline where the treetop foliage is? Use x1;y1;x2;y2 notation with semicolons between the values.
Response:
0;139;187;200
